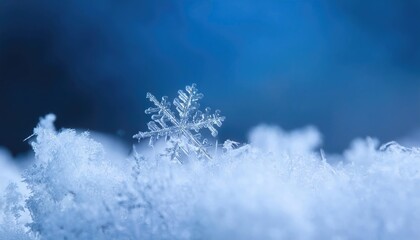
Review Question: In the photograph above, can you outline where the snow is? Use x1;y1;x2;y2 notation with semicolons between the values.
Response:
0;148;21;193
1;114;420;239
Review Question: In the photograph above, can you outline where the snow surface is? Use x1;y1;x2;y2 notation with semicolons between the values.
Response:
1;115;420;240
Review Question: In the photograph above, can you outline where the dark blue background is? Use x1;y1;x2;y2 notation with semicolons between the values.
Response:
1;0;420;155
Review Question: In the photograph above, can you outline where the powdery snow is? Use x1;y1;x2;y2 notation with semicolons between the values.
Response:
1;115;420;239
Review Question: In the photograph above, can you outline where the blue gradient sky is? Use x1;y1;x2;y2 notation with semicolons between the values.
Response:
1;0;420;154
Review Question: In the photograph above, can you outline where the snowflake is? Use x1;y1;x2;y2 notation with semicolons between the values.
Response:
133;84;225;161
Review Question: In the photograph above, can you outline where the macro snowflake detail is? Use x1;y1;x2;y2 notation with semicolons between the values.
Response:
133;84;225;161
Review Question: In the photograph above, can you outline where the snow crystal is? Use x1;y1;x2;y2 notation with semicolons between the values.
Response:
133;84;225;162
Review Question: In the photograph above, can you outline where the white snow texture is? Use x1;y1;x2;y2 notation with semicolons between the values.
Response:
1;114;420;240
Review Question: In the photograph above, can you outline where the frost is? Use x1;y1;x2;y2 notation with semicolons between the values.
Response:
0;183;32;240
4;183;24;221
23;114;127;239
133;84;225;161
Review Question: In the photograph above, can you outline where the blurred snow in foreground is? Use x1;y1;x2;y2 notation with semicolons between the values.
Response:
1;116;420;240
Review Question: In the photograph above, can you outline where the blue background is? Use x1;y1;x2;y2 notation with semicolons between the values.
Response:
1;0;420;154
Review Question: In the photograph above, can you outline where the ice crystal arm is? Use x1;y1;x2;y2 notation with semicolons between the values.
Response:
173;84;203;124
133;93;179;146
191;109;225;137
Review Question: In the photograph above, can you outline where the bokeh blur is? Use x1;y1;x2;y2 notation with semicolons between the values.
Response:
1;0;420;155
